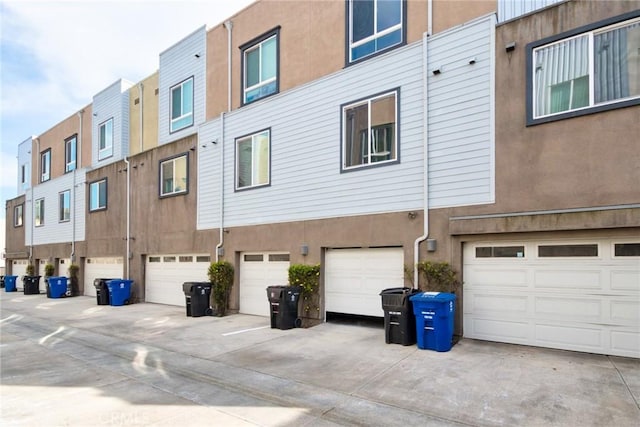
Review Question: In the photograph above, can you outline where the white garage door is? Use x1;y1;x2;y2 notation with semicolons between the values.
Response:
11;259;29;283
146;254;211;307
58;258;71;276
84;258;124;297
463;239;640;358
239;252;290;317
325;247;405;317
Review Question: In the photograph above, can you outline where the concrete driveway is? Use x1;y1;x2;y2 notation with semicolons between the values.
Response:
1;292;639;426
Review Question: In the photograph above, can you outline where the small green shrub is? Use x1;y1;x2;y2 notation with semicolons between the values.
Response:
208;261;234;316
26;264;35;276
288;264;320;317
417;261;460;293
67;264;80;296
44;263;55;277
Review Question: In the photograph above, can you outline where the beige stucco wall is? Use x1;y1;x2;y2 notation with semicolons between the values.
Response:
4;196;28;264
129;73;159;156
432;0;495;34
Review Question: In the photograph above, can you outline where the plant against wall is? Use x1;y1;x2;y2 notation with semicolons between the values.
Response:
417;261;461;293
208;260;234;316
44;263;55;280
68;264;80;296
25;264;35;276
288;264;320;320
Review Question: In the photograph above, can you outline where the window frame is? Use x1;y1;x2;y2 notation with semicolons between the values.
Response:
159;153;189;198
169;76;194;133
20;164;27;187
14;204;23;228
98;118;114;160
526;11;640;126
65;134;77;173
40;149;51;183
240;27;280;106
59;190;71;223
35;198;45;227
346;0;407;65
341;88;400;172
234;128;271;191
88;178;108;212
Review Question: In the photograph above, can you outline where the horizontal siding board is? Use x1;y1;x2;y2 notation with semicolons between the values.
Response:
159;27;206;145
498;0;564;22
198;42;425;228
427;15;495;208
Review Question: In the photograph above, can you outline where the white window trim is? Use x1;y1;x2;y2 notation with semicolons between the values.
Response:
160;155;188;197
170;77;194;133
532;16;640;120
65;136;77;172
349;0;404;62
35;198;44;227
59;190;71;223
98;119;113;160
41;150;50;182
342;90;398;171
235;129;271;190
243;34;278;103
14;204;23;227
89;179;107;212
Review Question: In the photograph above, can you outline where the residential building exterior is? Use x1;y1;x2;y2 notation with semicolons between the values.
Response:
4;0;639;359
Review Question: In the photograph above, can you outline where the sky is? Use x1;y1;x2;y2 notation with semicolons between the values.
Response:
0;0;256;224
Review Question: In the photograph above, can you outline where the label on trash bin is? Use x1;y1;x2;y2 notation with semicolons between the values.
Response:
422;292;440;296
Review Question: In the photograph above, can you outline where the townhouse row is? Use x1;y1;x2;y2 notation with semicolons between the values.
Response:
5;0;640;358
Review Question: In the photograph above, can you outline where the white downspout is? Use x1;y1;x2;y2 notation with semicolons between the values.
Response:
413;34;430;289
71;110;83;263
124;157;130;279
427;0;433;36
216;20;232;262
31;137;40;264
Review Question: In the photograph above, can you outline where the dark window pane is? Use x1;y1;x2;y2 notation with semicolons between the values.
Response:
377;0;401;31
244;254;263;262
196;256;211;263
352;0;374;42
538;244;598;257
269;254;290;262
614;243;640;256
149;257;161;262
171;86;182;119
245;48;260;88
476;246;525;258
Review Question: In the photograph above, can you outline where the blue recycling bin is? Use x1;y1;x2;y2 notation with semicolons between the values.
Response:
4;275;18;292
48;276;68;299
107;279;133;306
410;292;456;352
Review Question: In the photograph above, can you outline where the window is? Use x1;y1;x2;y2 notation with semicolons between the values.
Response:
35;198;44;227
99;119;113;160
235;129;270;190
41;149;51;182
348;0;404;63
59;190;70;222
20;164;27;188
14;204;23;227
342;90;398;170
170;77;194;132
529;14;640;123
476;246;525;258
160;154;188;197
242;29;279;104
538;244;599;257
89;179;107;212
65;135;77;172
614;243;640;256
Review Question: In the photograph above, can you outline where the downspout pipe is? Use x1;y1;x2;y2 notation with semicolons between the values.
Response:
123;157;130;279
413;34;430;289
138;82;144;153
216;20;232;262
427;0;433;36
71;110;84;263
31;137;40;265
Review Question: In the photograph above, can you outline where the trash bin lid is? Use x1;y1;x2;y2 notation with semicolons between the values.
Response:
409;292;456;302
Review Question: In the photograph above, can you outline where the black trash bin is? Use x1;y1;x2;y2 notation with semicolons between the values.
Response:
0;275;5;288
182;282;213;317
380;287;420;346
94;278;114;305
23;276;42;295
267;285;302;330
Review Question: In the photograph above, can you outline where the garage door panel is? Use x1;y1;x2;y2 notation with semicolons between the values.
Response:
146;255;210;307
240;253;290;317
611;270;640;290
325;248;404;318
84;258;124;297
534;269;603;289
464;238;640;358
466;267;528;287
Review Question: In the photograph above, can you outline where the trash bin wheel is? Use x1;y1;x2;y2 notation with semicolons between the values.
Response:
205;308;213;316
294;318;302;328
124;299;130;305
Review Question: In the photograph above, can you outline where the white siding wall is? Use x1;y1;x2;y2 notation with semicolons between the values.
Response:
158;26;206;145
198;42;424;229
498;0;564;22
30;169;87;245
427;15;495;208
92;79;133;167
17;137;32;195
